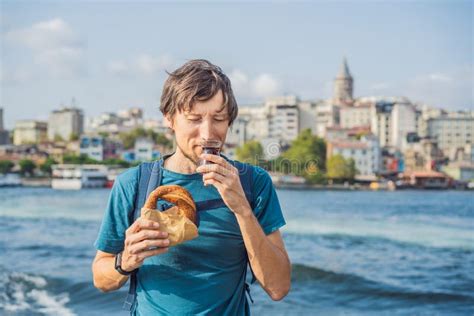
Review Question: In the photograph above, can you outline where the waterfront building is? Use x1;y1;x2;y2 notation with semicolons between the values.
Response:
0;144;48;165
267;97;299;143
297;100;319;135
340;102;372;129
0;108;10;145
442;162;474;182
427;111;474;158
80;135;105;161
85;112;122;133
225;116;248;159
13;120;48;145
367;97;417;150
314;102;340;138
134;137;155;161
85;108;166;136
48;107;84;141
327;134;381;176
80;135;123;162
237;96;302;159
403;137;444;172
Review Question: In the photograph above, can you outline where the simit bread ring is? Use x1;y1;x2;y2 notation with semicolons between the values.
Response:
144;185;197;225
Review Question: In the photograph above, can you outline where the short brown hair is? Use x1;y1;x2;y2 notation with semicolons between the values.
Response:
160;59;238;125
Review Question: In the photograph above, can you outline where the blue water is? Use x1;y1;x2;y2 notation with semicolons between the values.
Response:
0;188;473;315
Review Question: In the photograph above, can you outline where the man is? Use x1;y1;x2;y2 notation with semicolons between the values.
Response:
92;59;291;315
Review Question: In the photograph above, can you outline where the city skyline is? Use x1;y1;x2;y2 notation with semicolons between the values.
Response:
1;1;472;129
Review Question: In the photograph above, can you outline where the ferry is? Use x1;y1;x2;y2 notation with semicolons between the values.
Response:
105;167;127;188
0;173;22;187
51;164;108;190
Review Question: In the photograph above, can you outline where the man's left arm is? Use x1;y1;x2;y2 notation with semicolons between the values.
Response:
235;211;291;300
197;154;291;300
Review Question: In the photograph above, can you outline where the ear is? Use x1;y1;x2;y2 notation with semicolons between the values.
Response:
163;114;174;129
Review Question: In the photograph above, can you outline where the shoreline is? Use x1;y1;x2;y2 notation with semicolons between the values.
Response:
273;183;473;191
2;178;471;191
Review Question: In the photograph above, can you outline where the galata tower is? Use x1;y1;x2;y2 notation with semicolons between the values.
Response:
333;57;354;106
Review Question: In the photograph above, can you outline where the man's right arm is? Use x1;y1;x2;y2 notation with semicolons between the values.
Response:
92;250;129;292
92;218;170;292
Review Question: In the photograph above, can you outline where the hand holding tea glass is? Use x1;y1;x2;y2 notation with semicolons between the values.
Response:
196;139;251;216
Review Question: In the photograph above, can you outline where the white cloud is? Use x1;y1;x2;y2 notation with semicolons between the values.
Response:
229;69;249;89
404;68;472;108
252;74;279;98
228;69;280;101
5;18;84;79
414;72;454;83
106;60;130;76
106;54;175;77
137;54;175;76
0;67;34;85
37;46;83;78
427;73;453;83
6;18;78;50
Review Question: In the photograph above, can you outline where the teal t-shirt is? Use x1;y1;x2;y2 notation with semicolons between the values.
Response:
94;159;286;315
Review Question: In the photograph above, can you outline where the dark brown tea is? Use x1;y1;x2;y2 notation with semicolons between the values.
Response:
199;139;221;165
202;145;220;156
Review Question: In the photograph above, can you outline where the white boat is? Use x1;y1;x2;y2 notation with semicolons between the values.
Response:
0;173;22;187
51;164;108;190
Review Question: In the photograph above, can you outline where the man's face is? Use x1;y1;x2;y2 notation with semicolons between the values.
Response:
165;90;230;165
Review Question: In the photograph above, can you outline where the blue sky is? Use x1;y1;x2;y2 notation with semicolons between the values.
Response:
1;0;472;129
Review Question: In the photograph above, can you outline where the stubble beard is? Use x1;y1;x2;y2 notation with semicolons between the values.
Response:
176;143;199;168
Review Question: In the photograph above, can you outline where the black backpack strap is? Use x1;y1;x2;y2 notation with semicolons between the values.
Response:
231;161;257;303
123;159;164;312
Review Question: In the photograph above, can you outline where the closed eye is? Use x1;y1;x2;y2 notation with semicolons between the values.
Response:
187;117;201;122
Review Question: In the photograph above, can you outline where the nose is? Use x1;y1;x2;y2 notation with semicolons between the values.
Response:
199;117;214;140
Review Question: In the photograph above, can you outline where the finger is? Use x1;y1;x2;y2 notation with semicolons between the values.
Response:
197;164;234;177
137;218;160;231
203;178;225;191
202;171;227;184
127;229;168;246
126;218;160;236
129;238;170;254
136;247;169;261
126;218;142;235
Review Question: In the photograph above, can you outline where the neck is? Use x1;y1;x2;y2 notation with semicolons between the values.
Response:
163;148;198;174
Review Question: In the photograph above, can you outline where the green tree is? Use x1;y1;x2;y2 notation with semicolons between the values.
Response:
54;134;64;142
40;157;57;175
0;160;15;174
327;154;357;183
19;159;36;176
69;133;79;141
236;140;264;166
154;133;173;149
98;131;110;138
280;129;326;183
101;158;130;168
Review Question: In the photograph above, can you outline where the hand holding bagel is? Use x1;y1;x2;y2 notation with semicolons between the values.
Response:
121;218;170;272
141;185;199;247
